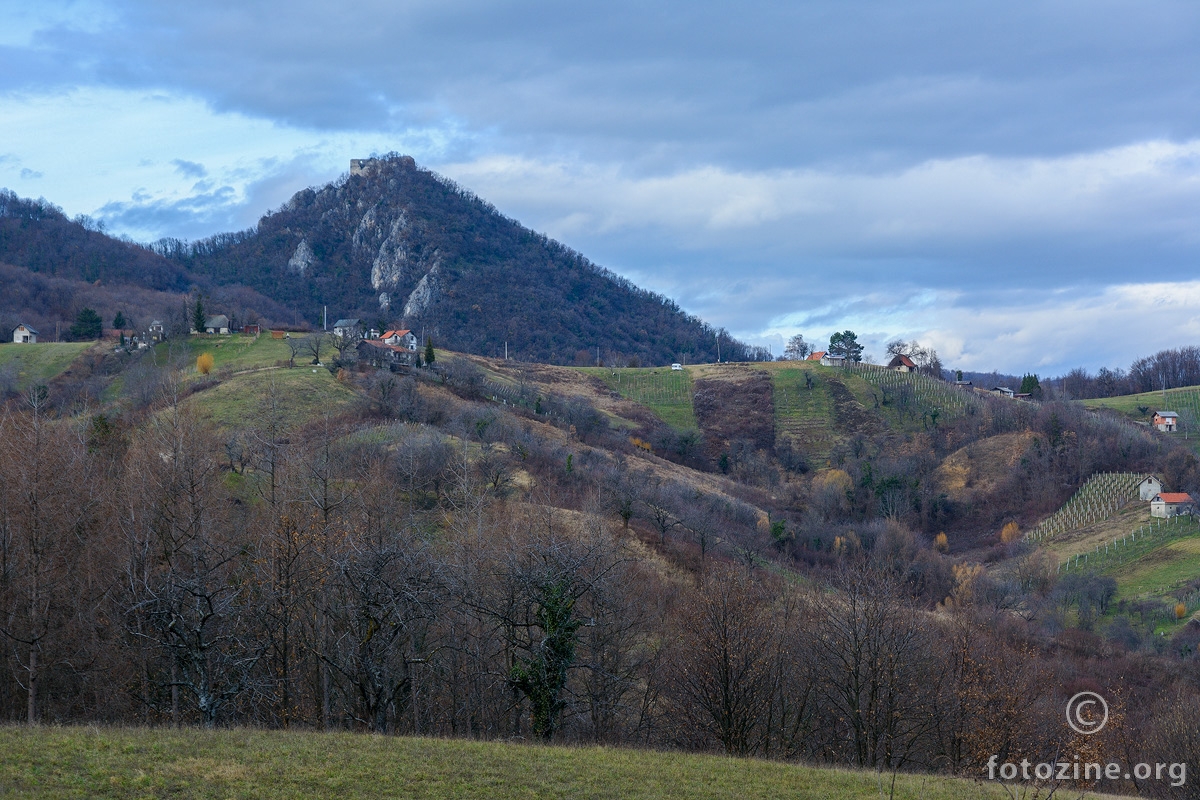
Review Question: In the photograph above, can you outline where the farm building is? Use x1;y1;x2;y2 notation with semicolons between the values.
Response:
242;324;261;336
12;324;37;343
358;339;415;370
204;315;230;335
806;350;826;362
333;318;363;338
887;354;917;372
820;353;846;367
991;386;1015;398
1138;475;1164;501
1153;411;1179;432
1151;492;1194;518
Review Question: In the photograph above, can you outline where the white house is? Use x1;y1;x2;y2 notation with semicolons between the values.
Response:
379;328;418;350
12;324;37;344
1137;475;1164;501
1153;411;1179;432
1151;492;1194;518
887;354;917;372
333;318;363;339
148;320;165;341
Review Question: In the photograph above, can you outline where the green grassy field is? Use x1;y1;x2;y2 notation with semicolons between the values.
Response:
582;366;699;430
0;726;1117;800
164;333;296;373
0;341;93;390
185;367;359;430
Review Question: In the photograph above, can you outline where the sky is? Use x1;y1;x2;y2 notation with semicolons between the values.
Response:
4;1;1200;375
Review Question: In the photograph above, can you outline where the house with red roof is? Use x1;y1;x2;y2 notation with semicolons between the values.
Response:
1151;492;1194;518
806;351;826;362
887;354;917;372
379;329;418;351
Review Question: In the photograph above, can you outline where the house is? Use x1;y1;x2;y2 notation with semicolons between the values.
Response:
12;324;37;344
333;318;362;339
820;353;846;367
379;329;418;350
357;339;415;370
1137;475;1164;501
954;380;973;387
148;320;165;341
1014;392;1033;402
806;351;826;362
992;386;1015;399
1153;411;1179;432
1151;492;1194;518
887;354;917;372
204;315;230;335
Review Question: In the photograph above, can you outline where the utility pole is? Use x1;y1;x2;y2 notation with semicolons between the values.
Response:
596;346;600;367
505;341;508;360
323;306;327;331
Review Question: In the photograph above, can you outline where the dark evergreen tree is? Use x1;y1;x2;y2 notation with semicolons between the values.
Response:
69;307;102;340
424;338;436;366
112;311;127;330
828;330;864;362
192;296;206;333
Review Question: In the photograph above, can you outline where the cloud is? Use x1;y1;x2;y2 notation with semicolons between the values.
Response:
19;167;42;179
171;159;207;179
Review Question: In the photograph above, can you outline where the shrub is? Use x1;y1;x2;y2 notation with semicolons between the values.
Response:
197;353;215;375
1000;521;1021;544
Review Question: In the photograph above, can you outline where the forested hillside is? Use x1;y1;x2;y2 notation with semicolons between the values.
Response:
154;154;766;366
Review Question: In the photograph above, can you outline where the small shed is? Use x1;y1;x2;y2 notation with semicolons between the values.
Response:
820;353;846;367
1138;475;1164;501
1151;492;1194;518
992;386;1015;399
12;324;38;344
242;324;261;336
1153;411;1179;432
887;354;917;372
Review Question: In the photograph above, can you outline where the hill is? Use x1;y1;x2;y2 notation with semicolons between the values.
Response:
0;193;300;338
156;154;767;366
0;726;1114;800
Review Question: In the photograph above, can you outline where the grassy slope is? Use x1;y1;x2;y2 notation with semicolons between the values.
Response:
0;726;1115;800
0;341;93;390
580;366;698;430
1081;385;1200;421
186;367;358;430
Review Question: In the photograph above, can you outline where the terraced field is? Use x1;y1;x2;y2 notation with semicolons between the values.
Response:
585;366;698;430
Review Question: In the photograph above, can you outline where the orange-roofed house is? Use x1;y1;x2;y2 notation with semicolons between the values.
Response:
806;351;826;362
1151;492;1194;518
887;354;917;372
380;329;418;351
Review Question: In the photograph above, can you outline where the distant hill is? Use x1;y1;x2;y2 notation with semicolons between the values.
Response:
0;192;302;337
155;154;766;366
